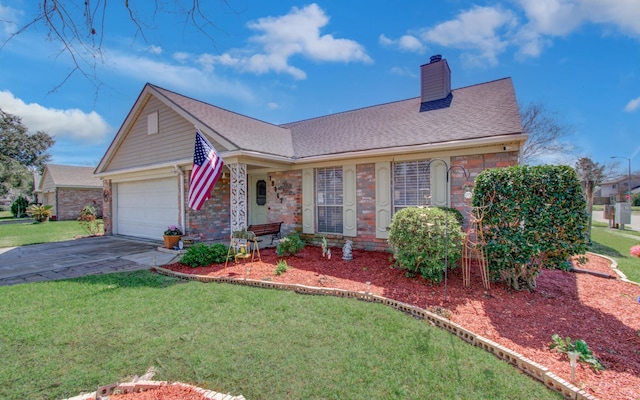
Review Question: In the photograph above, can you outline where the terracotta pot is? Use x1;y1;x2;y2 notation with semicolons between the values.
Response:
163;235;182;249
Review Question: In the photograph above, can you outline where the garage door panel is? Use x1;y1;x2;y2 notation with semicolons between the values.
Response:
116;178;179;240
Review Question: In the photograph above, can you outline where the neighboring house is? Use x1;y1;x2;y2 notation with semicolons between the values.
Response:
37;164;103;220
95;56;526;249
599;175;640;202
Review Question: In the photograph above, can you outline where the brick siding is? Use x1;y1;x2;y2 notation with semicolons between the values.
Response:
55;188;103;221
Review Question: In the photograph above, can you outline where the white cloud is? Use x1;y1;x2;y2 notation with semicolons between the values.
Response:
267;102;279;110
420;6;517;67
379;34;425;53
515;0;640;57
389;66;415;77
148;45;163;55
203;4;371;80
0;90;110;144
625;96;640;112
107;51;255;103
0;3;21;37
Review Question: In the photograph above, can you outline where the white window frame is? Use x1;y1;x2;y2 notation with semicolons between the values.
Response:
393;159;431;213
316;167;343;234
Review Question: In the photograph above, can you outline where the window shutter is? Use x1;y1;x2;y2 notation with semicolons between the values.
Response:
302;168;315;234
430;157;450;207
375;162;391;239
343;164;357;237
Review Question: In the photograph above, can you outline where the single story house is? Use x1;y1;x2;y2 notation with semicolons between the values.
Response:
599;175;640;203
95;56;525;250
37;164;103;220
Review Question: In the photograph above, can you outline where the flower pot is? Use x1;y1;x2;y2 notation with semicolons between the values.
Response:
163;235;182;249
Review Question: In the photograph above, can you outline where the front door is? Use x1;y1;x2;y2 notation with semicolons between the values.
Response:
249;174;268;225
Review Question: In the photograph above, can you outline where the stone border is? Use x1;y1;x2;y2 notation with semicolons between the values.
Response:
586;251;639;286
153;266;600;400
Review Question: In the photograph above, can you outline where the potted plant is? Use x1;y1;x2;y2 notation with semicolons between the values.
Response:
163;225;183;249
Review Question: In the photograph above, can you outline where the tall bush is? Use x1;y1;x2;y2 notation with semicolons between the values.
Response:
11;196;29;218
472;165;588;291
388;207;464;282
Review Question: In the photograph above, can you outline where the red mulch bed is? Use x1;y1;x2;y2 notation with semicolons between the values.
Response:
159;247;640;400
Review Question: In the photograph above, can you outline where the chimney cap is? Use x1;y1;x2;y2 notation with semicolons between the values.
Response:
430;54;442;63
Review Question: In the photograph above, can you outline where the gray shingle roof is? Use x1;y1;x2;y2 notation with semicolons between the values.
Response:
148;77;521;160
150;85;295;158
44;164;101;188
281;78;522;158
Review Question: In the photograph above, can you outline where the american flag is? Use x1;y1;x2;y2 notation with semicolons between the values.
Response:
188;130;224;211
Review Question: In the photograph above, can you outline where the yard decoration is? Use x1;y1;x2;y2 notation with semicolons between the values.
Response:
472;165;588;291
342;240;353;261
630;245;640;258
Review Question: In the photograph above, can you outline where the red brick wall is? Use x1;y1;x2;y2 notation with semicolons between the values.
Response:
266;170;302;236
55;188;103;221
184;174;231;241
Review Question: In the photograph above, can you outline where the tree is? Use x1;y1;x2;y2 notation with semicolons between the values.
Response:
574;157;605;241
2;1;228;90
0;109;55;197
520;102;574;165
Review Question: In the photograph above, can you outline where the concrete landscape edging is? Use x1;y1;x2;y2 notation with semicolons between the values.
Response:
153;266;600;400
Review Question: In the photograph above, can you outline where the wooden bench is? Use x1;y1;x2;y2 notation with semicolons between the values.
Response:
247;221;283;244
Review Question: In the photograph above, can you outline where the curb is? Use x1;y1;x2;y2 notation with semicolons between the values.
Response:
153;266;600;400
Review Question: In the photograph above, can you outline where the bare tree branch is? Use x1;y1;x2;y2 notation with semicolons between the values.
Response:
2;1;231;91
520;102;574;165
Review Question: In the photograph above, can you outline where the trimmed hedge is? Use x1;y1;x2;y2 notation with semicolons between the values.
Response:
388;207;465;282
472;165;588;291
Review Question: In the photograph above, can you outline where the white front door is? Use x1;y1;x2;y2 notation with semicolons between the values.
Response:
249;174;268;225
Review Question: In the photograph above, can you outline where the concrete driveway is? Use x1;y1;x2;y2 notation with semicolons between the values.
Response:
0;236;181;286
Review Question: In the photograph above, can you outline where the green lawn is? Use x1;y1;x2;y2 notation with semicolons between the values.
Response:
0;271;561;400
0;210;13;219
589;224;640;283
0;220;93;247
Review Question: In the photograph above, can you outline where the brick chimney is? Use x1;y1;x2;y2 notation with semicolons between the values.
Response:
420;55;451;103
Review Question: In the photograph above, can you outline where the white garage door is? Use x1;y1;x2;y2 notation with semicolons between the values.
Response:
116;177;179;240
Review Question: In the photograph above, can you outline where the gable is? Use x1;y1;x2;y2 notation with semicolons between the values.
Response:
102;96;229;172
40;164;101;191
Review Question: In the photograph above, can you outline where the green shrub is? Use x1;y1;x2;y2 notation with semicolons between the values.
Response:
11;196;29;218
180;243;229;267
633;193;640;207
275;259;289;275
26;204;53;223
437;206;465;226
472;165;588;291
388;207;465;282
77;205;103;236
276;232;305;256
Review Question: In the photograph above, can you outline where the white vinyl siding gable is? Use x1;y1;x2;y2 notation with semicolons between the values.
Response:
104;97;226;171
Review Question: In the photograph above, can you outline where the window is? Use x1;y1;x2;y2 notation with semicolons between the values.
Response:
393;159;431;213
316;167;343;233
256;180;266;205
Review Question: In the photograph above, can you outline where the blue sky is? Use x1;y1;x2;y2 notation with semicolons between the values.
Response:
0;1;638;176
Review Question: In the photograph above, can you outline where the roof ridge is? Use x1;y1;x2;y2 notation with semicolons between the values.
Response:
281;77;512;126
148;83;289;131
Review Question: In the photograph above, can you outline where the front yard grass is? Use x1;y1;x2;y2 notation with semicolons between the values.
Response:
0;271;561;400
0;220;94;247
589;224;640;283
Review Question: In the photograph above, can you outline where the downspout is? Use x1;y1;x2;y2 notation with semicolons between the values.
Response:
175;166;186;234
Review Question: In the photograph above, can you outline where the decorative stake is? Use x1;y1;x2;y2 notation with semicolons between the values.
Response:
568;351;579;382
